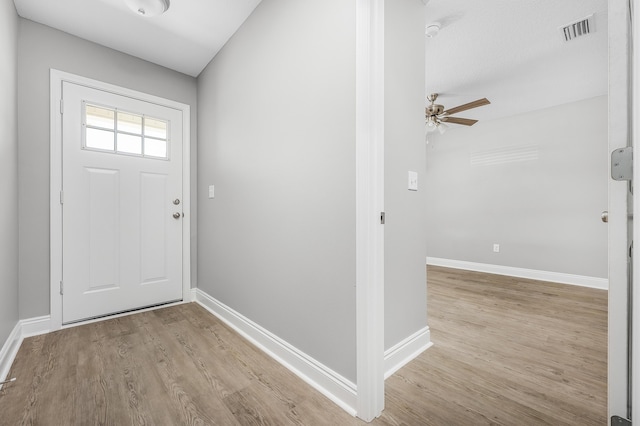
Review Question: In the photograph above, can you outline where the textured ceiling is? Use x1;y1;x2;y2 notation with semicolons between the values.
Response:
425;0;608;122
13;0;262;77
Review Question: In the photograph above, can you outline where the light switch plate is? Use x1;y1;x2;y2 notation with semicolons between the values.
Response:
408;171;418;191
208;185;215;199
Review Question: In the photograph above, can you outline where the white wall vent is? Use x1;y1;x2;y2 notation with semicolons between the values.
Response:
560;14;595;42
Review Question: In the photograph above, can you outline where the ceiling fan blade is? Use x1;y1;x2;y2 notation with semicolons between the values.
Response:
443;98;490;116
440;116;478;126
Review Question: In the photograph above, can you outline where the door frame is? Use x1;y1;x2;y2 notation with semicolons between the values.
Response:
355;0;385;421
49;69;192;330
633;0;640;419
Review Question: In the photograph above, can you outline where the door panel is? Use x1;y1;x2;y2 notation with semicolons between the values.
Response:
62;82;183;324
609;0;632;420
140;172;169;283
87;167;119;290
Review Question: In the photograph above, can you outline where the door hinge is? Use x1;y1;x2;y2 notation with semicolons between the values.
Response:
59;281;64;295
380;212;385;225
59;99;64;115
611;416;631;426
612;147;633;181
60;191;64;204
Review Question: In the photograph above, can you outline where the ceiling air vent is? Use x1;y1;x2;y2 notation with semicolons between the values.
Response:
560;14;595;42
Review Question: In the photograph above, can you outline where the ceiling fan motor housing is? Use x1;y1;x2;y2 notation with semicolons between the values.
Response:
426;104;445;116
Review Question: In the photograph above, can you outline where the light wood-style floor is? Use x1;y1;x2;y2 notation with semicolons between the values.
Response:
0;266;607;425
378;266;608;425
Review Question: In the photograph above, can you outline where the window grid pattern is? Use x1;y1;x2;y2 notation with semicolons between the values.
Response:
83;102;169;160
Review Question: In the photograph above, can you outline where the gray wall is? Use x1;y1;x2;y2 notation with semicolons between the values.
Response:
0;1;19;346
197;0;357;381
17;19;198;319
384;0;428;350
425;95;608;279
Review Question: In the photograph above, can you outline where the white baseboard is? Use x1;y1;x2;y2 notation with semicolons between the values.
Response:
193;288;358;416
0;314;52;387
384;327;432;379
0;322;22;387
21;315;52;338
427;257;609;290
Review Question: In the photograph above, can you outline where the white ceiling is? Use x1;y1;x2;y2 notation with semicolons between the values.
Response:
13;0;607;113
425;0;608;122
13;0;262;77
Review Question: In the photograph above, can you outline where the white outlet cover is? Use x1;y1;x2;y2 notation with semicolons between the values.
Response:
408;171;418;191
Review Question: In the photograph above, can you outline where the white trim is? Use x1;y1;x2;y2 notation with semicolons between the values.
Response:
193;289;357;416
384;327;432;379
427;257;609;290
355;0;385;421
632;0;640;420
0;316;52;388
20;316;52;338
49;69;192;330
0;322;21;386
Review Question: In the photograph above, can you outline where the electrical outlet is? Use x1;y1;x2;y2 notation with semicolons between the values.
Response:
493;243;500;253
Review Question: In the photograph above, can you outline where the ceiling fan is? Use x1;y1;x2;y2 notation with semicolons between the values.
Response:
425;93;490;133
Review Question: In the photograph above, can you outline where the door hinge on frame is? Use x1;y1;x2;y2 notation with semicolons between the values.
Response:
59;99;64;115
611;415;631;426
60;191;64;205
612;147;633;181
59;281;64;295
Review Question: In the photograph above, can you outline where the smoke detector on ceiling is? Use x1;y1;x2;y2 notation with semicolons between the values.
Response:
425;23;441;38
560;14;595;42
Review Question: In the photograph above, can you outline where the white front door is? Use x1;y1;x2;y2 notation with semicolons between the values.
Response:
61;81;184;324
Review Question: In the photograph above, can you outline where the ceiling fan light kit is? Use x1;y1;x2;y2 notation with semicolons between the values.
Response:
124;0;170;17
425;93;490;134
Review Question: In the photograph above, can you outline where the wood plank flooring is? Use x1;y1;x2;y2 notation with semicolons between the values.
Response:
0;266;607;425
0;303;363;425
376;266;608;425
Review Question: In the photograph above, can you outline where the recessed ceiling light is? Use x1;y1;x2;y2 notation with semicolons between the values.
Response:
124;0;170;17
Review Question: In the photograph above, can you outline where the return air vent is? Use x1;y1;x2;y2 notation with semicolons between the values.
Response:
560;14;594;42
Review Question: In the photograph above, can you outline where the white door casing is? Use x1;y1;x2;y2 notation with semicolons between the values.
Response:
355;0;385;421
632;0;640;419
50;70;191;329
